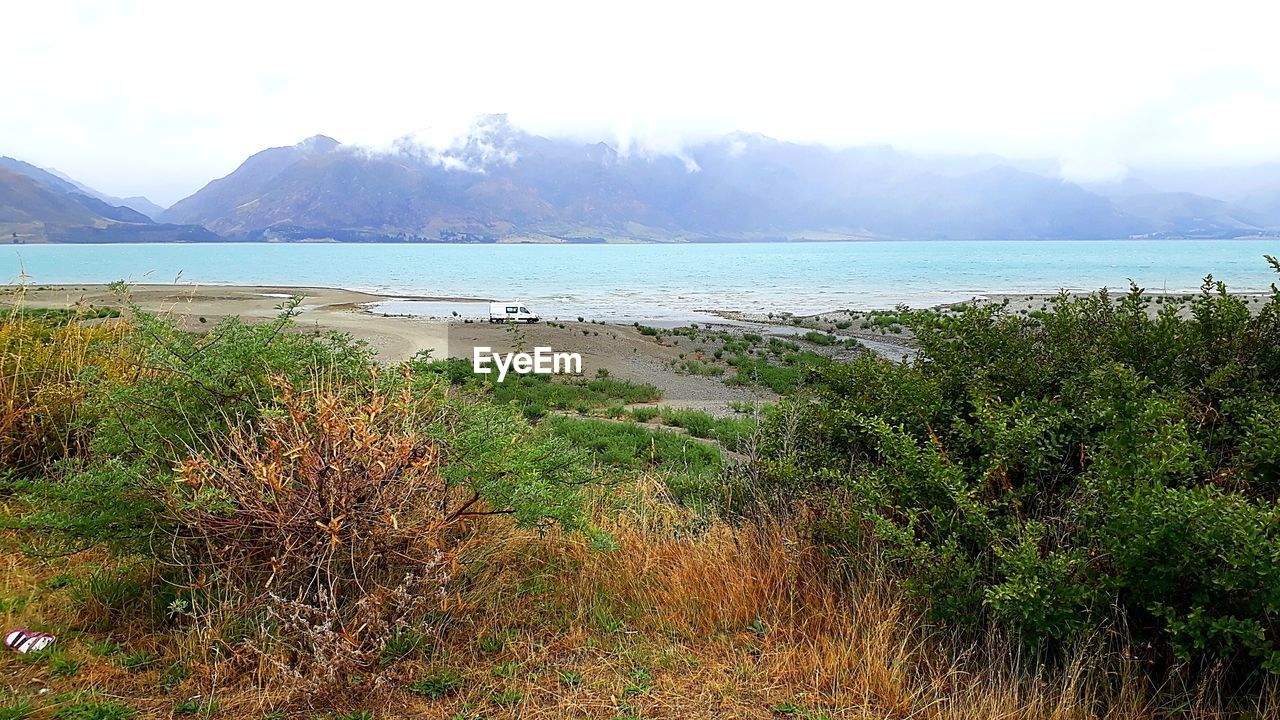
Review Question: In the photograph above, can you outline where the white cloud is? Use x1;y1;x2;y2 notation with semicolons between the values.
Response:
1;0;1278;204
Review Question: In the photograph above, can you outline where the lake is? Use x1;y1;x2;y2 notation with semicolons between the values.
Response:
7;240;1279;321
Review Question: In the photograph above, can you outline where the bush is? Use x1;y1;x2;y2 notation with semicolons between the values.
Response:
6;295;376;555
753;268;1280;676
168;373;585;690
89;297;374;463
727;350;829;393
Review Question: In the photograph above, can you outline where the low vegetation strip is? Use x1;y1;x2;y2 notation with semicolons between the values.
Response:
417;356;661;419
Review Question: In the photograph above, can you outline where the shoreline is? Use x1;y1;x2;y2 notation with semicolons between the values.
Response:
7;281;1271;319
4;283;1271;415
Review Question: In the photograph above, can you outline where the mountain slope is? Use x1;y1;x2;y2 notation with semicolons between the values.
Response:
0;168;103;225
0;165;217;243
162;135;340;229
1115;192;1269;237
0;157;165;219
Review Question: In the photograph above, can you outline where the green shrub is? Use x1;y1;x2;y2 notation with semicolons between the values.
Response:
629;406;659;422
2;306;120;326
548;416;717;468
802;331;837;346
89;297;373;463
728;351;830;393
754;268;1280;675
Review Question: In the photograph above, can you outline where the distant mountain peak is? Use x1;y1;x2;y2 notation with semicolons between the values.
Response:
295;135;341;153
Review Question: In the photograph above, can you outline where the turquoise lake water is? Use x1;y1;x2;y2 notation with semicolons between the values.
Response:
6;240;1279;320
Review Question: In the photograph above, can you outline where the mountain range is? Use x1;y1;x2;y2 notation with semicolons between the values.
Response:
6;116;1280;243
0;157;215;244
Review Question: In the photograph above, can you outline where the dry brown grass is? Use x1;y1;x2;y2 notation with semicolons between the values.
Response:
360;479;1278;719
4;480;1280;718
0;310;131;470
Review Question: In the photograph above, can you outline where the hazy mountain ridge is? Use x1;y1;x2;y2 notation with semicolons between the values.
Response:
8;118;1280;243
0;157;165;219
160;118;1280;241
0;162;216;243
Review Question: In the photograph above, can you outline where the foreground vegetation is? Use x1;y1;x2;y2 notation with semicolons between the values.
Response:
1;266;1279;718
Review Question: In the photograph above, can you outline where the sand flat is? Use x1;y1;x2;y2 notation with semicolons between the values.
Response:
0;283;773;414
0;284;450;363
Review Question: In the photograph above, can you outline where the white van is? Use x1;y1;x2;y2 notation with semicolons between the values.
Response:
488;301;540;324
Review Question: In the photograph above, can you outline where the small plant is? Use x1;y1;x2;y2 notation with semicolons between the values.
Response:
379;629;430;666
622;667;652;697
87;640;121;657
0;700;33;720
115;650;157;672
172;697;217;716
49;652;84;678
558;670;584;687
489;690;521;707
51;700;136;720
70;569;150;621
159;662;190;690
43;574;75;590
407;670;464;700
476;634;506;653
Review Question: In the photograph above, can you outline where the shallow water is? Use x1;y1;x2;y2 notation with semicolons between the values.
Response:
8;240;1278;321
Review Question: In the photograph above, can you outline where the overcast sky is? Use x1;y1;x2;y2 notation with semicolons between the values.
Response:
4;0;1279;206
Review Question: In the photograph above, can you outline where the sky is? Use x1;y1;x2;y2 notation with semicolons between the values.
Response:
3;0;1279;206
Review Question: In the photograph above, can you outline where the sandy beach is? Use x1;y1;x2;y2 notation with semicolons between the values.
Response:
1;284;451;363
0;284;779;414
